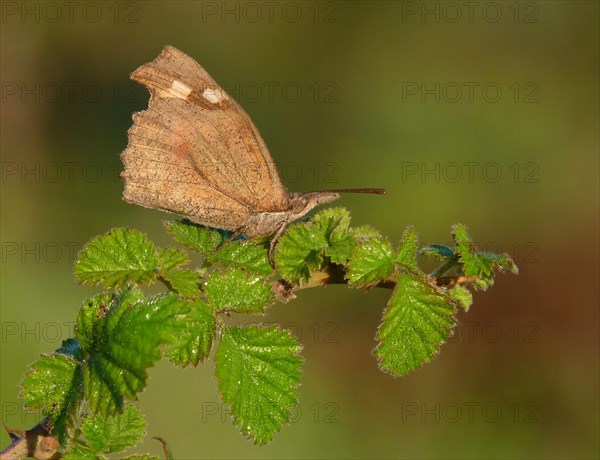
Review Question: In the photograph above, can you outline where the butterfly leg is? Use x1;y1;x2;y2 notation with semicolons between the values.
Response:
210;227;246;259
268;222;289;268
224;227;245;245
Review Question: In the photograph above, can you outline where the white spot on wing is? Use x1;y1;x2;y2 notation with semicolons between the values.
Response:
202;87;223;104
169;80;193;99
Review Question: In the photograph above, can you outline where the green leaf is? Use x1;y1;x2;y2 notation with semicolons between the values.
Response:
76;290;144;353
375;275;456;377
274;223;328;282
460;252;495;289
488;252;519;275
464;251;518;290
81;405;146;454
211;241;271;275
326;233;356;264
63;447;101;460
452;224;484;280
452;223;474;256
205;268;273;313
165;220;223;254
395;226;419;268
78;291;187;415
160;269;202;298
158;247;189;272
20;353;83;445
311;207;350;234
452;224;518;290
74;228;159;288
347;236;394;287
164;299;216;367
352;225;382;242
449;285;473;312
215;326;303;445
420;244;456;260
274;210;359;281
312;207;356;264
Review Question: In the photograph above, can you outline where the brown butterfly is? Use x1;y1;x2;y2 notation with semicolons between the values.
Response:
121;45;385;260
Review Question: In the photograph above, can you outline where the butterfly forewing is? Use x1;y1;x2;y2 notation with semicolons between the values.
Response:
121;45;290;222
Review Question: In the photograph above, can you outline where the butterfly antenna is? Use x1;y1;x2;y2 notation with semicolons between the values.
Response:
316;188;387;195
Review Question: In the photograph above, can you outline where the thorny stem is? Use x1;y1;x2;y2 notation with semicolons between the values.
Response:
0;419;60;460
273;262;472;302
4;262;476;458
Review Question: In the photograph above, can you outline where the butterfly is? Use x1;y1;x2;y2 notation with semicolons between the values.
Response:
121;46;384;261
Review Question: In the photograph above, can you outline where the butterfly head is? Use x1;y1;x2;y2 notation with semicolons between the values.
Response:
290;191;341;217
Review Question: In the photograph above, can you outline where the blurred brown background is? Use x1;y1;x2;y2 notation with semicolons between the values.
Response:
1;1;598;458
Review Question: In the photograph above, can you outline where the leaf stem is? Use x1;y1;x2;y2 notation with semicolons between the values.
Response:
429;257;460;279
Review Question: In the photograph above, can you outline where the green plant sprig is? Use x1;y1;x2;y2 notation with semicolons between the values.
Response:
3;207;517;459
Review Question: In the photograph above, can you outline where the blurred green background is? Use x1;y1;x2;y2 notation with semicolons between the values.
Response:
1;1;598;458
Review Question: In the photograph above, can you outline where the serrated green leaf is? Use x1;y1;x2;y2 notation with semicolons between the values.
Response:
311;207;351;231
451;223;473;255
205;268;273;313
325;232;356;264
474;251;519;275
463;251;518;290
352;225;383;242
76;293;112;353
77;289;144;353
63;447;101;460
215;326;303;445
311;207;351;240
312;207;356;264
395;226;419;267
158;247;190;272
81;405;146;454
452;224;518;290
160;269;202;298
460;252;495;288
79;292;187;415
492;252;519;275
420;244;456;260
20;353;83;445
211;241;271;275
274;223;328;282
375;275;456;377
452;224;494;290
164;300;216;367
347;237;394;287
74;228;159;288
165;220;223;254
452;223;481;280
449;285;473;311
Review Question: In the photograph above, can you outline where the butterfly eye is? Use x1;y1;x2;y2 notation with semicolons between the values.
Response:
291;196;308;213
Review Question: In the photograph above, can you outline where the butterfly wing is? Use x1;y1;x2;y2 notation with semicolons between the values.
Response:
121;45;290;230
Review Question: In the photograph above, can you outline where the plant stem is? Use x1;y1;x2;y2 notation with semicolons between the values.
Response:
429;257;459;278
273;263;472;302
0;418;60;460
